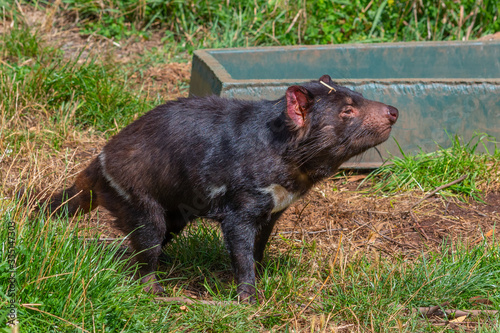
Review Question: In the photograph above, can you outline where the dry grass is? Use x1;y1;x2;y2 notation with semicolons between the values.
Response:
278;177;500;257
2;3;500;332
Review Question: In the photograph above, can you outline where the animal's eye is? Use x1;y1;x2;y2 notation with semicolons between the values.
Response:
342;106;353;114
340;105;358;118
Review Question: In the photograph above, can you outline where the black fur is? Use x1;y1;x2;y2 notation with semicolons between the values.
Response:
44;75;398;301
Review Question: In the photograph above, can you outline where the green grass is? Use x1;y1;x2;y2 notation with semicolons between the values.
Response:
364;133;500;201
1;1;500;331
320;244;500;331
0;21;156;148
0;200;166;332
27;0;500;54
2;208;499;332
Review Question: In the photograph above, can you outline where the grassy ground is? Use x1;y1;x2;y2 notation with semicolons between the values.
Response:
1;1;500;332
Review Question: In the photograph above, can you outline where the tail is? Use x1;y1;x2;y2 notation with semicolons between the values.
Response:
45;157;101;216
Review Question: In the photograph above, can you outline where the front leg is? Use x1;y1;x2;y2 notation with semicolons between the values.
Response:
254;211;284;265
220;214;259;302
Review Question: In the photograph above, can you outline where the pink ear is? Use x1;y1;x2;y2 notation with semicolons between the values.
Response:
286;86;312;127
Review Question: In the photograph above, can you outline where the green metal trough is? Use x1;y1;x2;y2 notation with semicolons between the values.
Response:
189;41;500;168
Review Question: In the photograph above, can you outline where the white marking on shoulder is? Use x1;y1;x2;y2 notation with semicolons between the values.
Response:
99;151;131;201
207;185;227;199
261;184;301;213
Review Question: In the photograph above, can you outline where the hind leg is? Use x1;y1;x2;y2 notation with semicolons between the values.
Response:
108;196;167;294
162;212;189;246
254;211;284;265
130;222;165;294
159;212;189;263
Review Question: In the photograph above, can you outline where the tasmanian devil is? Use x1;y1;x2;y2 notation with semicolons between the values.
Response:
44;74;398;301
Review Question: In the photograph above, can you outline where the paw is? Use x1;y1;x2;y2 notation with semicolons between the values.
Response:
141;275;165;294
237;285;256;303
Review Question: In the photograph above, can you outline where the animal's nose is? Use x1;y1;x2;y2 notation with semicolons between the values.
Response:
386;105;399;124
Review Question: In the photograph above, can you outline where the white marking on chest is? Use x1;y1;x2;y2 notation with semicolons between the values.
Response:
99;152;131;202
261;184;301;213
207;185;227;199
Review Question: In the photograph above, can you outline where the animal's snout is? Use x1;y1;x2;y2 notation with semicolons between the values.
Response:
386;105;399;125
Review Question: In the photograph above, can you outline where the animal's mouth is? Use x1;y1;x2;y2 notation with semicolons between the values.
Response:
382;125;394;135
375;126;393;145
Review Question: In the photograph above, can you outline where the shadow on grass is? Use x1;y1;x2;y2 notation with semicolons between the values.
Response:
158;219;305;302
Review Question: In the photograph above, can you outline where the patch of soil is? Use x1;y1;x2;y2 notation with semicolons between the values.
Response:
81;174;500;261
9;6;500;318
28;7;496;258
10;5;191;102
16;6;182;63
479;31;500;41
129;62;191;100
275;178;500;257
